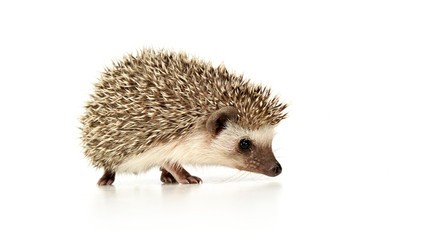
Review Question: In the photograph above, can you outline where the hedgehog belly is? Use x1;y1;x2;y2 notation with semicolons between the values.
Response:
116;140;180;173
116;131;228;173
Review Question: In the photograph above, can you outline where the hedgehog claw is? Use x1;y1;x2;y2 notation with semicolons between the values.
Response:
185;176;202;184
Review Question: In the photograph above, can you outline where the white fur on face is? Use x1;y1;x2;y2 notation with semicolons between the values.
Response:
212;123;276;150
117;123;276;173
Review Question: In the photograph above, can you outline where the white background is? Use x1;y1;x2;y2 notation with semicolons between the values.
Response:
1;0;435;239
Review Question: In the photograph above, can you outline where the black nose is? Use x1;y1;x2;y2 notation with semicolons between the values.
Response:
272;163;282;176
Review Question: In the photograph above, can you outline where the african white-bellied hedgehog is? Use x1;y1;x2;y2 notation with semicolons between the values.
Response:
80;48;287;185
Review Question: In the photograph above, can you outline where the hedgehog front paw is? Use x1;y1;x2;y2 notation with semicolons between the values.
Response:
161;164;203;184
178;175;202;184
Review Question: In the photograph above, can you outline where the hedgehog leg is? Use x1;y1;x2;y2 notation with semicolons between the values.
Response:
97;169;116;185
162;163;202;184
160;167;177;184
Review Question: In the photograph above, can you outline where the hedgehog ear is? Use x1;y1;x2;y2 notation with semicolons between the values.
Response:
206;106;238;136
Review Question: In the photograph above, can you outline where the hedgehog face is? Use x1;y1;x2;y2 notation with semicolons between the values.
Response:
215;123;281;177
207;107;282;177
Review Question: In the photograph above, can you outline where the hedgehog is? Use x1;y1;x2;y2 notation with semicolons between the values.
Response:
80;48;287;185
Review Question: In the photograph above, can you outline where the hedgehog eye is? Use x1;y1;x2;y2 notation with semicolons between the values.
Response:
238;138;252;151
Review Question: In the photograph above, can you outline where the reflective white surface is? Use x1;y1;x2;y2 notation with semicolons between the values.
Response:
2;161;435;239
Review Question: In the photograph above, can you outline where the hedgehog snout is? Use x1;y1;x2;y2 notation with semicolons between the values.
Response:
270;162;282;176
245;147;282;177
261;158;282;177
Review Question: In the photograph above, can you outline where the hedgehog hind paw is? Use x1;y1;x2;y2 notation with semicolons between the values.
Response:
97;170;116;185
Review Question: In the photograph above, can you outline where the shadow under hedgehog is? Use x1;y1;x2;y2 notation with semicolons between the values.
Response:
80;48;288;185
